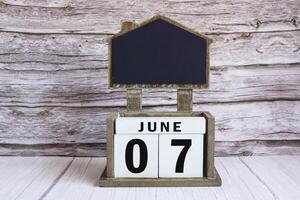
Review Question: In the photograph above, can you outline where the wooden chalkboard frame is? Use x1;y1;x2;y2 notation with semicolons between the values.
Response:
108;15;213;89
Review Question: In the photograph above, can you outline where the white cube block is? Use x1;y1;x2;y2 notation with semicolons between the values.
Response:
115;117;206;134
114;134;158;178
159;134;204;178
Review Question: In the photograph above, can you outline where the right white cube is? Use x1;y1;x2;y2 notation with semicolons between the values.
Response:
159;134;204;178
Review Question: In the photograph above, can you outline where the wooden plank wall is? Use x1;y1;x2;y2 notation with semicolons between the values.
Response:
0;0;299;156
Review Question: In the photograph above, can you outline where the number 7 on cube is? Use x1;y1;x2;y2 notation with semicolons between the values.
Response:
159;134;204;178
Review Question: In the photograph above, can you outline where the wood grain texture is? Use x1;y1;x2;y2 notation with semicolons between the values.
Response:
0;101;299;144
270;155;300;184
241;156;300;200
43;157;106;200
0;64;299;107
0;0;299;34
1;140;298;157
0;32;299;68
42;156;299;200
0;101;299;156
0;143;106;156
0;0;299;156
0;156;297;199
0;157;72;199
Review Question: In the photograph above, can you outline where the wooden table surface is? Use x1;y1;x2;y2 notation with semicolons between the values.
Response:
0;156;299;200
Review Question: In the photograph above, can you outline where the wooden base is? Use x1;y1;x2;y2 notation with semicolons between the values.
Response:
99;166;222;187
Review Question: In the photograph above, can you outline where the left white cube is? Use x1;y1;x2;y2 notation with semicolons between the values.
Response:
114;134;159;178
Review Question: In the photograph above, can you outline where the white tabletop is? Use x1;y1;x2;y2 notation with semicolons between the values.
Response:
0;156;299;200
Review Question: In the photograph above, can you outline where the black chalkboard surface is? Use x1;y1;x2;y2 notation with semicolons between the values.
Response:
110;16;211;88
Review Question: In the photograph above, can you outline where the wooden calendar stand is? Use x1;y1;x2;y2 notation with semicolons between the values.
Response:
99;15;221;187
99;89;222;187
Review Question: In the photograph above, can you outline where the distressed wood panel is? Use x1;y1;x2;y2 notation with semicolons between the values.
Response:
0;0;299;34
0;143;105;157
0;101;298;144
0;31;299;68
216;140;300;156
0;0;299;156
0;64;299;107
0;141;299;157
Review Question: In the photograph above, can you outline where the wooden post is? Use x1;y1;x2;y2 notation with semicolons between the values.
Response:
177;89;193;112
127;89;142;111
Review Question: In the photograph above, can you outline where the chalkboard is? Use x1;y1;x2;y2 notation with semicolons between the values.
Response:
110;16;211;88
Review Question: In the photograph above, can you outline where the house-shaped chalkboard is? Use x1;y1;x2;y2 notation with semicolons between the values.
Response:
109;15;212;88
